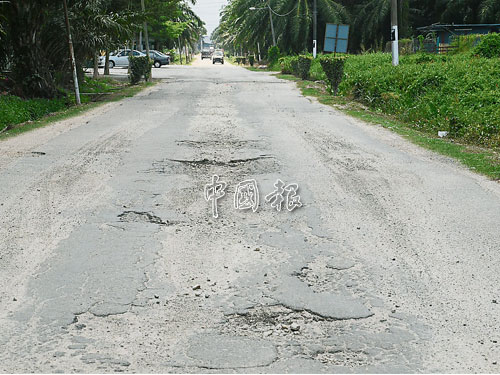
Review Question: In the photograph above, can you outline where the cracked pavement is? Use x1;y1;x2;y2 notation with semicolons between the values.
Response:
0;58;500;372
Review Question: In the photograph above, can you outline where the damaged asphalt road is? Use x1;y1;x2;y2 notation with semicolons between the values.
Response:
0;59;500;373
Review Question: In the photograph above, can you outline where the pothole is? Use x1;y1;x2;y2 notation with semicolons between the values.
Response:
224;305;320;338
314;349;370;366
176;139;264;149
294;256;362;295
143;155;279;175
118;211;171;226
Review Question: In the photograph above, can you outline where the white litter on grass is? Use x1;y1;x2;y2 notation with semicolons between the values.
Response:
438;131;449;138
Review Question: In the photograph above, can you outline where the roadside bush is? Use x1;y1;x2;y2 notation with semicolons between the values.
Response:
338;53;500;147
474;33;500;58
450;34;482;54
129;56;151;84
384;38;414;55
297;55;312;80
319;55;346;95
279;56;293;74
166;49;177;63
249;55;255;66
279;56;299;74
267;46;280;65
309;58;326;81
235;56;246;65
290;56;299;76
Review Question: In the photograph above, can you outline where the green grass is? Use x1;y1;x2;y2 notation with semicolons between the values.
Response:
275;74;500;180
0;79;154;140
243;66;263;71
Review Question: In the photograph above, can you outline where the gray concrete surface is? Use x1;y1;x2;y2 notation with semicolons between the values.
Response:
0;57;499;373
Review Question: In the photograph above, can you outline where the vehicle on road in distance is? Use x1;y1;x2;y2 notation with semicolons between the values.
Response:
98;50;146;68
146;50;170;68
201;49;212;60
212;50;224;64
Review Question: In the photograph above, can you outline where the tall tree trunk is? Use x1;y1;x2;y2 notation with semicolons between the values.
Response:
93;52;99;79
178;38;183;64
104;50;110;75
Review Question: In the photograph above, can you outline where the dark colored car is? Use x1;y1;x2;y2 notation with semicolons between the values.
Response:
147;50;170;68
212;51;224;64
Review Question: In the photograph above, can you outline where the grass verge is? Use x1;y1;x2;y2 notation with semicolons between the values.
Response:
276;73;500;180
0;79;155;141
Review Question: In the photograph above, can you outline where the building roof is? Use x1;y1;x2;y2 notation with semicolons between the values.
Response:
418;23;500;32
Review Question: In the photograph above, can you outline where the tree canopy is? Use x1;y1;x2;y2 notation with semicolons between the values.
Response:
212;0;500;55
0;0;204;98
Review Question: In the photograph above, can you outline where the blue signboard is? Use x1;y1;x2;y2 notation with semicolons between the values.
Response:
324;24;350;53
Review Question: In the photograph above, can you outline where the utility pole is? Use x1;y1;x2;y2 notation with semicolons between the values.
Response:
313;0;317;58
391;0;399;66
268;4;276;47
141;0;151;78
63;0;80;105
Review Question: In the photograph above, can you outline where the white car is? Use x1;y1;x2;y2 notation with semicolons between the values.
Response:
98;50;146;68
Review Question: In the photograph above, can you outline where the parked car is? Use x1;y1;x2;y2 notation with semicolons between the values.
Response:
201;49;212;60
146;50;170;68
98;50;146;68
212;50;224;64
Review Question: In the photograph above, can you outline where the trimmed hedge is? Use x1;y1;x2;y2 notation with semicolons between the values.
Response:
277;51;500;148
297;55;312;80
268;46;280;65
129;56;152;84
338;53;500;147
319;55;346;95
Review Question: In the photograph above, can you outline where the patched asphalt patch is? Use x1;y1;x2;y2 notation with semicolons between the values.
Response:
326;257;356;270
271;276;373;320
186;334;277;369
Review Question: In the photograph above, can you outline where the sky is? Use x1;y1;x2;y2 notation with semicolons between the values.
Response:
192;0;229;38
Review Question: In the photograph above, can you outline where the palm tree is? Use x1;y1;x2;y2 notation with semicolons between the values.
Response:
274;0;348;53
479;0;500;22
180;2;206;60
2;0;59;98
215;0;347;55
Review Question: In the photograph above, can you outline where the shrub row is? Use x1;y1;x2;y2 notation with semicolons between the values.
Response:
338;53;500;147
0;95;69;130
279;55;314;80
274;34;500;148
234;56;256;66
